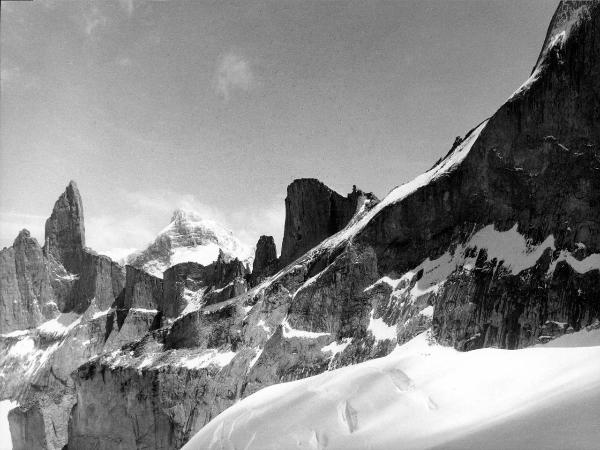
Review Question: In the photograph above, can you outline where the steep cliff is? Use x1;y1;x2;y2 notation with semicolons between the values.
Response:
279;179;377;266
43;181;85;274
248;235;279;286
0;231;58;334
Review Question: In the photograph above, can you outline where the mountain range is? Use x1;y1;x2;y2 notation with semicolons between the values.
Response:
0;1;599;449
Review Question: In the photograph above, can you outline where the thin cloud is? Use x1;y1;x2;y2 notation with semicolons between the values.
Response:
118;0;135;17
83;7;107;36
0;212;47;248
116;56;132;67
215;52;254;101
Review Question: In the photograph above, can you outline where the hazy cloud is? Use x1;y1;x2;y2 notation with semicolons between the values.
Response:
1;66;40;91
0;212;46;248
215;52;254;101
116;56;132;67
1;67;20;89
83;7;107;35
118;0;135;17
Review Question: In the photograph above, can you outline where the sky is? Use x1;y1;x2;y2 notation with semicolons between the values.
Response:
0;0;558;258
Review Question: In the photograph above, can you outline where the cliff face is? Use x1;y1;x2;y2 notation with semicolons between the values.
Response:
249;235;279;286
162;252;250;319
352;0;600;349
279;179;377;266
0;231;58;334
43;181;85;274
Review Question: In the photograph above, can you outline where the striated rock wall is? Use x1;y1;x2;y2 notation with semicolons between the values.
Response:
249;235;278;286
0;230;58;334
121;265;163;310
66;251;125;313
161;253;249;318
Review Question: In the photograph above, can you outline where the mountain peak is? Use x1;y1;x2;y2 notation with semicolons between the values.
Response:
170;208;201;223
533;0;596;72
44;180;85;271
128;208;252;278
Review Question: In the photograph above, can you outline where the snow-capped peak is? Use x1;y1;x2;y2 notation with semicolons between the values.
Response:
127;208;252;278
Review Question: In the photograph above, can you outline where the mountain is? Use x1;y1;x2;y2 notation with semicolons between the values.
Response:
126;209;253;278
0;1;599;449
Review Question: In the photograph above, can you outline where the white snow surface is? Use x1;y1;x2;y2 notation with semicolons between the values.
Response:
185;328;600;450
281;319;330;339
367;310;397;342
36;312;81;338
321;338;352;357
177;349;237;370
0;400;17;450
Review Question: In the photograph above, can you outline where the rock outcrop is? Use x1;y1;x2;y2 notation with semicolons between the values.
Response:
121;265;163;311
43;181;85;273
161;252;249;319
66;251;125;313
279;179;376;266
249;236;278;285
0;230;58;334
352;0;600;349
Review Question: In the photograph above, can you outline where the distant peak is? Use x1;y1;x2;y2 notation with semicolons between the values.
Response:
13;229;31;245
170;208;202;223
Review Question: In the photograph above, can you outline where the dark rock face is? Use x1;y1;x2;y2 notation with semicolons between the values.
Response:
161;253;249;318
121;265;163;310
250;235;278;285
66;251;125;313
0;230;58;333
43;181;85;273
279;179;376;266
433;255;600;350
162;262;206;318
253;236;277;274
352;0;600;349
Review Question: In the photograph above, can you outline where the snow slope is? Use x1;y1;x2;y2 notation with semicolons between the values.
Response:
184;326;600;450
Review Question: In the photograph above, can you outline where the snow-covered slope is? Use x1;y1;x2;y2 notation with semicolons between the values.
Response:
185;325;600;450
127;209;252;278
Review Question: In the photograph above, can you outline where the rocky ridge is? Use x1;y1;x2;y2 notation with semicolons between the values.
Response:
0;2;599;449
0;189;258;449
66;2;600;448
